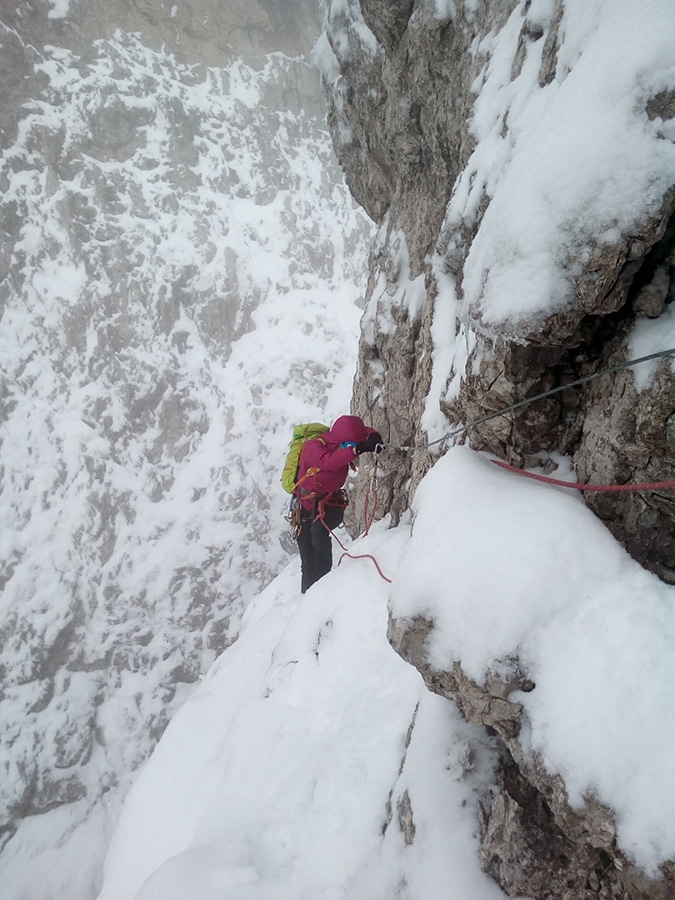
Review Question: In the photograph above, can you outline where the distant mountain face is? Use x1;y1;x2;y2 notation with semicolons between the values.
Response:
0;1;370;895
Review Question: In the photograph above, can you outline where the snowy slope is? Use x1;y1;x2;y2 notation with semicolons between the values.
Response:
5;0;675;897
97;447;675;899
0;26;370;900
96;518;506;900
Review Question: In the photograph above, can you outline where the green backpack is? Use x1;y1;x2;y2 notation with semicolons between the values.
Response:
281;422;329;493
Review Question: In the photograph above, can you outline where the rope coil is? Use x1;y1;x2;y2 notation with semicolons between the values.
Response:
316;508;392;583
316;453;392;583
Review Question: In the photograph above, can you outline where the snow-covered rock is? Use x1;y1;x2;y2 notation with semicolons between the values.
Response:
321;0;675;583
318;0;675;894
96;446;675;900
389;447;675;899
0;2;370;896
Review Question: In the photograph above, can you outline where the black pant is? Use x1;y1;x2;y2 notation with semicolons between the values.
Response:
296;502;344;593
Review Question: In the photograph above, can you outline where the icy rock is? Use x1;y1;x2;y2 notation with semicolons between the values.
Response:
321;0;675;582
387;613;675;899
0;0;370;891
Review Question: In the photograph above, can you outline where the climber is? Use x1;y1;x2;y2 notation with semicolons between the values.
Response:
294;415;384;593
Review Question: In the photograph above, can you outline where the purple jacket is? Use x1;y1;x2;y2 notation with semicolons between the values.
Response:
296;415;377;508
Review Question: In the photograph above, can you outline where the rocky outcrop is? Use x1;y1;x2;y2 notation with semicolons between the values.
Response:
321;0;675;583
320;0;675;896
388;615;675;900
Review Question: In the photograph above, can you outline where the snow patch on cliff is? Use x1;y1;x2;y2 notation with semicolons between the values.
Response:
628;305;675;391
444;0;675;332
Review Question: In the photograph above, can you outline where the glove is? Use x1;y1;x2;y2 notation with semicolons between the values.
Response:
355;432;384;455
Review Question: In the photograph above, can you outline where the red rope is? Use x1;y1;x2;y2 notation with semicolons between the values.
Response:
337;545;392;584
316;504;392;583
491;459;675;492
363;487;378;536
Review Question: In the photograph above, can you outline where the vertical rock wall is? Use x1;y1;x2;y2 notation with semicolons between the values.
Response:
319;1;675;897
320;0;675;584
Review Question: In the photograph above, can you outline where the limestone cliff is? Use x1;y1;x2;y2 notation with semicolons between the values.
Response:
320;0;675;580
0;0;370;893
319;1;675;897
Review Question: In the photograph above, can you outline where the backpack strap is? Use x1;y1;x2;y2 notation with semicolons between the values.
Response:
292;435;327;493
293;466;321;494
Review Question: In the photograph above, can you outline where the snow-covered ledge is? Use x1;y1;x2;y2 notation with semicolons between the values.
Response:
387;448;675;899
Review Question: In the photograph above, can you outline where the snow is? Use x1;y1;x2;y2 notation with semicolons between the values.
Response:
312;31;341;89
432;0;457;22
324;0;380;60
421;264;476;445
47;0;72;19
628;304;675;390
0;800;110;900
97;525;506;900
443;0;675;335
392;446;675;872
361;230;426;345
99;445;675;897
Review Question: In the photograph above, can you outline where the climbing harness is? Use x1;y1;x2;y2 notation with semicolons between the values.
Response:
285;496;304;539
286;485;346;539
393;347;675;453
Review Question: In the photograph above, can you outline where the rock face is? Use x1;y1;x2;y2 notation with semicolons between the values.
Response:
319;0;675;897
0;0;369;895
320;0;675;582
388;615;675;900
